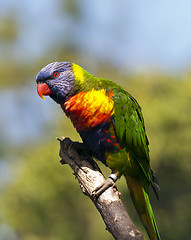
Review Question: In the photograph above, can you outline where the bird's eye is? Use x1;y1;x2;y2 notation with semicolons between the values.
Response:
53;71;60;78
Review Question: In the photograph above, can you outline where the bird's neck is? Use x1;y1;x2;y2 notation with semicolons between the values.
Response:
72;63;101;93
71;63;121;95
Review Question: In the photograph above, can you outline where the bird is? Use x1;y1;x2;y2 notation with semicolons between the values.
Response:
36;61;161;240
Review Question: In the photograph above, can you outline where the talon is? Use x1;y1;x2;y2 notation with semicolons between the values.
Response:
91;174;118;199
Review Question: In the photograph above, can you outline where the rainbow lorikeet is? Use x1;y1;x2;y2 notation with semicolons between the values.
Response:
36;62;161;240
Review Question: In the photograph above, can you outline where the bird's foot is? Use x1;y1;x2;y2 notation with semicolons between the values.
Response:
92;173;118;200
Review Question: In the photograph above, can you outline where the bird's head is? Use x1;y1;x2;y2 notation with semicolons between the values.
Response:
36;62;76;104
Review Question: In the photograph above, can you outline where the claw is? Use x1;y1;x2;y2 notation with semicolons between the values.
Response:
92;173;118;200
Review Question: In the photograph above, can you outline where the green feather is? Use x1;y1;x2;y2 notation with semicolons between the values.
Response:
126;128;132;146
111;88;160;240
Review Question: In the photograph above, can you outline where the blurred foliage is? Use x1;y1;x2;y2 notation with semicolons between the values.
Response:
60;0;80;19
0;64;191;240
0;62;34;87
0;16;18;42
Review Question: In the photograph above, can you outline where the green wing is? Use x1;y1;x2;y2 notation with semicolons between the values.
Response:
113;88;158;196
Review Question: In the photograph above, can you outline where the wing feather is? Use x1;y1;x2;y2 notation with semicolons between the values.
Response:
113;89;158;195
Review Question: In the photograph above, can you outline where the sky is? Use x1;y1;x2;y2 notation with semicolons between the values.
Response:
1;0;191;73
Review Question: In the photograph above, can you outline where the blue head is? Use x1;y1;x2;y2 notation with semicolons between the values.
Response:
36;62;76;104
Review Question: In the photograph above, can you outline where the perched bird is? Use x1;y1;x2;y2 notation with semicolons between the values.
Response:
36;62;161;240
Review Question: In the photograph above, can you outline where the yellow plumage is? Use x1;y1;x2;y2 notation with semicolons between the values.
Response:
63;88;114;130
72;63;85;85
83;89;114;115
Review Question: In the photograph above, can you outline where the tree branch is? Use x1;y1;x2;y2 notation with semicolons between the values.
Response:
58;137;144;240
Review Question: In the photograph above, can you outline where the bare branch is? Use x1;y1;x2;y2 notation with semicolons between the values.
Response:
59;137;144;240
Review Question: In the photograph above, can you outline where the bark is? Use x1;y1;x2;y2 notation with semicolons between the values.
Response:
58;137;144;240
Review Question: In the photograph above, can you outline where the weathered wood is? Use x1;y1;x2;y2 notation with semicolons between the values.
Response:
59;137;144;240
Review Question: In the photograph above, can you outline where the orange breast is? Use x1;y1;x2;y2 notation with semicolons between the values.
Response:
62;89;114;131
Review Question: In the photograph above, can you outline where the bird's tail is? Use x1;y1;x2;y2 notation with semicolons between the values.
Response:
125;174;161;240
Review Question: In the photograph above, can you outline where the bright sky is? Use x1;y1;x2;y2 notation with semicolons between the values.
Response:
1;0;191;73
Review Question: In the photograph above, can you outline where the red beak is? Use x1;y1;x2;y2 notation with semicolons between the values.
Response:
37;83;52;100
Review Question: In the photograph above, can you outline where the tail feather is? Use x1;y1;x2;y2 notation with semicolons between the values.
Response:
125;174;161;240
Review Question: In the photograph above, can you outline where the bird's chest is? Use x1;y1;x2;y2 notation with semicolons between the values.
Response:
62;89;114;131
62;89;121;165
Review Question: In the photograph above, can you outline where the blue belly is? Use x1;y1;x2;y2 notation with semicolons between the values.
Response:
78;119;120;165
